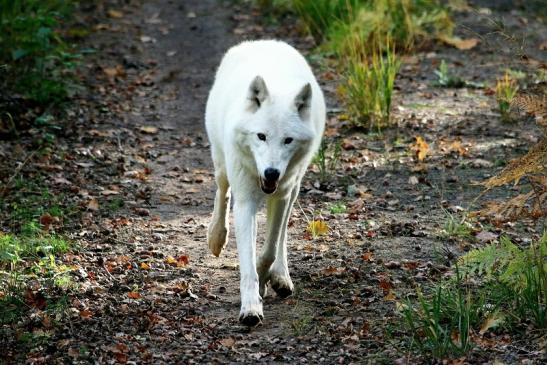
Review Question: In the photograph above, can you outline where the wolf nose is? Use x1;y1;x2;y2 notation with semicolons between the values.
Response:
264;168;280;182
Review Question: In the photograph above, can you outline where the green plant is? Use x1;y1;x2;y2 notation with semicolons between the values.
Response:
290;312;314;336
458;234;546;328
433;60;484;88
442;212;473;239
0;231;73;324
292;0;362;40
0;0;79;110
402;271;473;359
327;0;453;55
495;72;519;121
328;202;347;214
402;234;546;360
434;60;465;88
342;38;400;130
313;139;342;182
107;197;125;213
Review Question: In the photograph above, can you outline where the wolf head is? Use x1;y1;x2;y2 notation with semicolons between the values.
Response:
237;75;315;194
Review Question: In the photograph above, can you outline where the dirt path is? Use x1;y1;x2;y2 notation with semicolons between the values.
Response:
37;0;340;362
2;0;545;363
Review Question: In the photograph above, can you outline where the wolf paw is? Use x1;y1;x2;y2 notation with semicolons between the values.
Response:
259;281;268;299
239;301;263;327
257;258;273;298
207;224;228;257
239;311;264;327
270;274;294;299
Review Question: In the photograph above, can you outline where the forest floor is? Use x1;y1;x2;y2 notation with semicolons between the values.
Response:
1;0;545;364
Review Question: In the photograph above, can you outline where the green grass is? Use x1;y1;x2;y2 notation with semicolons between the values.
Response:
401;233;546;361
3;176;77;231
458;234;546;329
441;212;473;239
0;230;73;324
328;202;347;214
0;174;76;326
107;196;125;214
434;60;465;88
292;0;361;40
433;60;484;89
326;0;453;55
0;229;70;263
401;275;473;359
342;38;401;130
257;1;453;132
495;72;519;122
0;0;81;125
313;139;342;183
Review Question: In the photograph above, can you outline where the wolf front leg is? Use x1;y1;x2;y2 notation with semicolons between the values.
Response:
257;196;290;298
269;185;300;298
233;199;263;326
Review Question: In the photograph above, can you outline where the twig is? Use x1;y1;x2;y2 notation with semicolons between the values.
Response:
102;264;118;282
296;199;310;223
116;132;123;152
0;149;38;197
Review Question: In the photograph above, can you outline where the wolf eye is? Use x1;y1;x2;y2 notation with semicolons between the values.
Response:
257;133;266;141
284;137;293;145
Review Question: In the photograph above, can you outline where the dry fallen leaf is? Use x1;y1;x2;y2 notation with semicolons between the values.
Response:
39;213;58;230
107;9;124;18
379;279;392;294
475;230;498;243
219;337;235;347
412;136;430;162
177;255;189;267
139;126;158;134
480;312;505;335
101;189;119;196
87;198;99;211
80;310;93;319
306;220;329;238
439;35;479;50
448;140;468;156
127;292;141;299
103;67;120;78
384;290;396;301
408;175;419;185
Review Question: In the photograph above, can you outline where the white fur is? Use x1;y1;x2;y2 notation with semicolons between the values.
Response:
205;40;325;326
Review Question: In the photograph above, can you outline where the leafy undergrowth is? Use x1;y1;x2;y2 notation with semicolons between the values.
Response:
401;234;546;360
1;0;545;363
0;175;76;354
0;0;82;134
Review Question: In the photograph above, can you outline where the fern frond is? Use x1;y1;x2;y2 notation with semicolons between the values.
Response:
458;235;546;291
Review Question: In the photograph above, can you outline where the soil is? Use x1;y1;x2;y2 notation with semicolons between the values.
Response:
0;0;545;364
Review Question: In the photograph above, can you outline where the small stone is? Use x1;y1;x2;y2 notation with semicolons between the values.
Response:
134;207;150;216
384;261;401;269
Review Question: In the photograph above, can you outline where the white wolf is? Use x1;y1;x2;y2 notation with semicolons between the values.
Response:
205;40;325;326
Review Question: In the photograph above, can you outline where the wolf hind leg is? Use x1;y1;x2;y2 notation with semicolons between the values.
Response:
207;171;230;257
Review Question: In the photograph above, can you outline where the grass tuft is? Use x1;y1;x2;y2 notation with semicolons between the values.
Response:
495;72;519;122
401;233;546;360
341;37;401;130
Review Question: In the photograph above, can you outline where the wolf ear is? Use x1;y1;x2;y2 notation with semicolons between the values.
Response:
247;75;269;112
295;83;312;119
